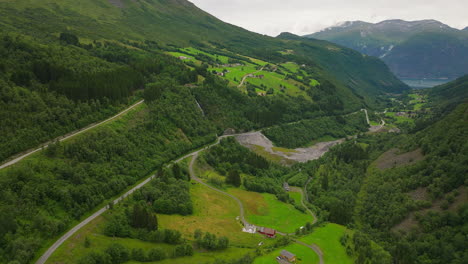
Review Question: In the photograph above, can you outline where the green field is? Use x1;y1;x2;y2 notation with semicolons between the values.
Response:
228;189;312;233
299;224;354;264
281;62;301;73
289;191;303;206
159;183;263;246
181;47;231;64
253;242;319;264
385;112;414;124
48;181;264;263
166;47;315;99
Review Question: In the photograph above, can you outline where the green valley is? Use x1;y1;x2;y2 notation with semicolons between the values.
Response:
0;1;466;264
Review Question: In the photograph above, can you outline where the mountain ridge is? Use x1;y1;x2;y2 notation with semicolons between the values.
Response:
306;19;468;79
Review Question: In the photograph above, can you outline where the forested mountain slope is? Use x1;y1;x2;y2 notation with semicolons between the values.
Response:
0;0;408;164
429;74;468;110
306;19;468;79
301;77;468;263
0;0;407;94
0;2;412;263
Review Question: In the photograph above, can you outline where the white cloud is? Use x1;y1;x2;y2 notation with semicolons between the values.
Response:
189;0;468;36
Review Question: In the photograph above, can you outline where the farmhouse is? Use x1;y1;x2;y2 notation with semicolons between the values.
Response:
178;56;188;60
279;250;296;262
283;182;290;192
258;227;276;238
242;224;257;234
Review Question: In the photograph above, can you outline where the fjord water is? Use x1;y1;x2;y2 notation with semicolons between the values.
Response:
401;78;452;89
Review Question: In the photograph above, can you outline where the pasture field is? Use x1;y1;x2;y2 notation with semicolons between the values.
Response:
228;189;312;233
299;224;354;264
281;62;301;73
385;112;415;125
180;47;230;64
48;182;264;263
167;51;195;61
159;183;263;246
289;191;303;206
253;242;319;264
166;47;318;100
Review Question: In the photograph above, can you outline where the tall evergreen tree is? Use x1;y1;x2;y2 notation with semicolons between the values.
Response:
226;169;241;187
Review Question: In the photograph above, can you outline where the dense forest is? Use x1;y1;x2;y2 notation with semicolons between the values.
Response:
0;33;199;163
202;138;293;201
0;82;216;264
262;112;369;148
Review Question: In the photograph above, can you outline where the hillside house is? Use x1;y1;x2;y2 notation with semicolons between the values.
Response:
178;56;188;60
283;182;290;192
258;227;276;238
242;224;257;234
279;250;296;262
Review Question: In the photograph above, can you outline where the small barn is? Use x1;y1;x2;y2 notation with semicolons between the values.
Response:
258;227;276;238
279;250;296;262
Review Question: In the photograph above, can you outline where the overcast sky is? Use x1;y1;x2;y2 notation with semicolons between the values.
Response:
189;0;468;36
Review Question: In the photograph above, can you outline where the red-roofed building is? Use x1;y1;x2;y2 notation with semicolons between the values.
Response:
258;227;276;238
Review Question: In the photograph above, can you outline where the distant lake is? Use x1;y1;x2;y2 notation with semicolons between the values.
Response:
401;78;452;89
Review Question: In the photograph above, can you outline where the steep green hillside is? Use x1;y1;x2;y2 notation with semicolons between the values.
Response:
0;0;407;96
429;74;468;110
277;33;407;98
0;33;197;163
307;19;468;79
301;76;468;263
0;0;409;163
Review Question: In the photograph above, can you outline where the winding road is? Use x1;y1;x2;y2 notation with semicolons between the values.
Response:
189;153;248;226
36;134;232;264
189;154;324;264
361;108;370;125
237;67;265;88
33;106;378;263
0;100;145;170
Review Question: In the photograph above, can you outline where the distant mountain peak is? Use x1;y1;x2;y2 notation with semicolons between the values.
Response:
305;18;468;79
276;32;302;40
313;19;454;35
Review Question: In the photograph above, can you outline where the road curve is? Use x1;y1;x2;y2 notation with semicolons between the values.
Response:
36;135;231;264
35;169;156;264
189;155;324;263
1;100;145;170
291;184;317;225
294;239;325;264
237;67;264;88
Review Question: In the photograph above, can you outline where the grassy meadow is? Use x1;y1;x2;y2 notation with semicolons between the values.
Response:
253;242;320;264
299;224;354;264
228;189;313;233
165;47;321;99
